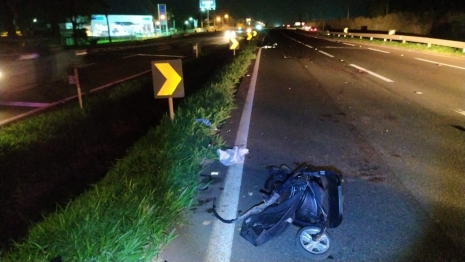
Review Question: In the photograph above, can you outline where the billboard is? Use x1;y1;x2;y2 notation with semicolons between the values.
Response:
90;15;154;37
200;0;216;10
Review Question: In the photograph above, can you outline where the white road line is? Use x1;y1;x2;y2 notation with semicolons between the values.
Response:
453;109;465;116
349;64;394;82
305;44;313;48
204;48;262;262
368;48;390;53
415;58;465;70
0;101;51;107
343;43;356;46
319;50;335;58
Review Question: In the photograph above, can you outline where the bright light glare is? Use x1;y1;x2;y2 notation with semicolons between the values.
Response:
224;30;236;38
246;28;252;33
256;24;263;30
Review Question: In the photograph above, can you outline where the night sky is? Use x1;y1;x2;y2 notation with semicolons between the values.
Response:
107;0;371;26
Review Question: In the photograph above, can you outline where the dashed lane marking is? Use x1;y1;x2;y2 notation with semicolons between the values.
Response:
368;48;390;53
415;58;465;70
349;64;394;82
319;50;335;58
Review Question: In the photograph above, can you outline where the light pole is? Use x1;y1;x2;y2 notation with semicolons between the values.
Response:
155;20;160;36
189;17;194;29
224;14;229;27
200;9;204;28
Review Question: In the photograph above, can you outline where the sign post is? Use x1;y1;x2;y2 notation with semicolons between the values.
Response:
152;60;185;121
73;68;83;109
158;4;168;35
200;0;216;30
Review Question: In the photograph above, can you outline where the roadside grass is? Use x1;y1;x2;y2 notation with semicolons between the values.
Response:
0;78;145;156
1;43;257;261
329;35;465;56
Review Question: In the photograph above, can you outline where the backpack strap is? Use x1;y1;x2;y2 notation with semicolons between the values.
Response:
212;198;237;223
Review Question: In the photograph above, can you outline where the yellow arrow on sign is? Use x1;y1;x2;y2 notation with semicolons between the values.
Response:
252;30;257;37
155;63;182;96
247;32;252;40
230;38;239;49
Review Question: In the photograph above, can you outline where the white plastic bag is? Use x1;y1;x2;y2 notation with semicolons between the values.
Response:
217;146;249;166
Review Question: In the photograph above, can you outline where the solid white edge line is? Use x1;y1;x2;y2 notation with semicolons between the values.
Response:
349;64;394;82
415;58;465;70
319;50;335;58
204;48;262;262
343;43;356;46
367;48;390;53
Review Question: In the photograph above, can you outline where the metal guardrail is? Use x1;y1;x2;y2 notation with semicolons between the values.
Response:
326;31;465;52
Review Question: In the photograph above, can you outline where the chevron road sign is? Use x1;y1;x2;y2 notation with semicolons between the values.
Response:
152;60;184;98
230;37;239;50
152;59;184;120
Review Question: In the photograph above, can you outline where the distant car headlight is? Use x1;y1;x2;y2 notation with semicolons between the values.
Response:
224;30;236;38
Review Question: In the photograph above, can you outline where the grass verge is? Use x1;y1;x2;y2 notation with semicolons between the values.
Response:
1;43;257;261
329;35;465;56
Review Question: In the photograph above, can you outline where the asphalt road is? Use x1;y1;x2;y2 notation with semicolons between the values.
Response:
159;29;464;262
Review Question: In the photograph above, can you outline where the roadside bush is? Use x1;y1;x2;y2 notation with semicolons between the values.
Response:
312;11;465;40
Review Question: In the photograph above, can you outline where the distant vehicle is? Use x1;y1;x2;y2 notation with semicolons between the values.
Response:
236;26;252;35
303;26;318;32
224;30;236;38
192;26;219;33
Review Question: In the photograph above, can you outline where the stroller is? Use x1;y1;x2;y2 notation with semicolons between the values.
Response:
213;163;343;260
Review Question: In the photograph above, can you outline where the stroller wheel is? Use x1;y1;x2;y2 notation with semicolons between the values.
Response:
296;226;332;260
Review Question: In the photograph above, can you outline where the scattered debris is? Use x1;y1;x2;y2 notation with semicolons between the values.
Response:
195;118;212;126
203;220;212;225
217;146;249;166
